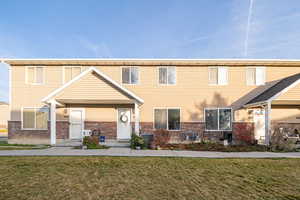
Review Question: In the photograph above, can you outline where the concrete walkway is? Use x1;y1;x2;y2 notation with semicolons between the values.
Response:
0;147;300;158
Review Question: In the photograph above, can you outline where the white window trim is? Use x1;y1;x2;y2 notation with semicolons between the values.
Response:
121;66;140;85
157;66;177;86
25;66;45;85
62;66;82;84
21;107;49;130
153;107;181;131
204;107;232;131
208;66;228;86
246;66;266;86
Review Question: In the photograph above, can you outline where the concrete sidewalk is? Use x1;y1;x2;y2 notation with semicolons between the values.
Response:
0;147;300;158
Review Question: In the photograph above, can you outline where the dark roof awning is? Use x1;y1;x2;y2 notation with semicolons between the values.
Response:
245;73;300;107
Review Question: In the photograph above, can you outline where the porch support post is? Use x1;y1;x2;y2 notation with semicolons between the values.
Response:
264;102;271;146
134;103;140;135
50;100;56;145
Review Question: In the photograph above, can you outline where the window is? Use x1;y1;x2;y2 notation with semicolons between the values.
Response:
26;66;44;84
154;108;180;130
158;67;176;85
208;67;228;85
122;67;139;84
246;67;265;85
205;108;232;131
63;66;81;83
22;107;48;129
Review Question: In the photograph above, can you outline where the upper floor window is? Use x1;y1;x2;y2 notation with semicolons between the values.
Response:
158;67;176;85
205;108;232;131
154;108;180;130
208;67;228;85
246;67;265;86
63;66;81;83
22;107;48;130
122;67;139;84
26;66;44;84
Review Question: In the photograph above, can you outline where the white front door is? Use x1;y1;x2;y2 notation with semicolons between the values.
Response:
117;108;131;140
69;108;84;139
253;109;265;143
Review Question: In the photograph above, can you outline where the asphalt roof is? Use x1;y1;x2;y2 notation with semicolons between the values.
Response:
246;73;300;105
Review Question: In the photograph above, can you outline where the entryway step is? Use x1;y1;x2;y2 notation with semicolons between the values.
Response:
54;139;82;147
101;139;130;147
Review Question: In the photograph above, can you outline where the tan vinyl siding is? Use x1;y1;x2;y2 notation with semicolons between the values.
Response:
276;84;300;100
10;62;300;124
56;71;130;100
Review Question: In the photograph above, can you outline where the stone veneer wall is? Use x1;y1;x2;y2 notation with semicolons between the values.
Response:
8;121;50;144
8;120;254;144
56;121;69;139
8;121;69;144
84;121;117;139
140;122;254;143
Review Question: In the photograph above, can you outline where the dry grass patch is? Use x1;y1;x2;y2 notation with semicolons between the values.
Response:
0;157;299;200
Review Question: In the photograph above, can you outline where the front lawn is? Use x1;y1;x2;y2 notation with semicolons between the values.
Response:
0;157;299;200
0;141;49;150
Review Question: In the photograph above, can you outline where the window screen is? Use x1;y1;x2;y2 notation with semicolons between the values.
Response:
154;109;167;129
23;107;49;129
168;109;180;130
122;67;139;84
205;108;232;131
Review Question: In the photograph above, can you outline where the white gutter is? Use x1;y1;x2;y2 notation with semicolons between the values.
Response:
3;58;300;62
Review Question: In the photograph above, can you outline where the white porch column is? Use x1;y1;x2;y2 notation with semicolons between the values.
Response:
50;100;57;145
264;102;271;146
134;103;140;135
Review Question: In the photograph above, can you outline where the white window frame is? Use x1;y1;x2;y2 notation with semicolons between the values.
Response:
246;67;266;86
157;66;177;85
62;66;82;84
153;107;181;131
208;66;228;86
204;107;232;131
21;107;49;130
121;66;140;85
25;66;45;85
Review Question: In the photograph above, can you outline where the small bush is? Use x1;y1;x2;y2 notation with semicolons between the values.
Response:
83;136;99;146
270;127;297;152
130;133;145;149
152;129;170;148
234;123;255;145
82;136;109;149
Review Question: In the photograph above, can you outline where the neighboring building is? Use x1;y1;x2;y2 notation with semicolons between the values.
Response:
0;101;9;136
3;59;300;145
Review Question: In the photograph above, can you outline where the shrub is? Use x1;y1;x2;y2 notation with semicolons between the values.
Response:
152;129;170;148
130;133;145;149
234;123;255;145
270;127;297;152
82;136;99;146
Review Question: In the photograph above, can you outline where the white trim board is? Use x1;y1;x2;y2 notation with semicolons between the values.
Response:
41;67;144;104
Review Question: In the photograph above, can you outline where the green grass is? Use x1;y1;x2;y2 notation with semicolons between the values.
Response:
0;157;299;200
0;141;49;150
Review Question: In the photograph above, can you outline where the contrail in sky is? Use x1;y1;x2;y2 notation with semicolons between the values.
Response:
244;0;254;57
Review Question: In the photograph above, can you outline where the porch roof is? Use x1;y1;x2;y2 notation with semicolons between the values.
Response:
245;73;300;107
56;99;136;105
42;67;144;105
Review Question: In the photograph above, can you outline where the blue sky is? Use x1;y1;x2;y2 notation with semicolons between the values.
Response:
1;0;300;101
